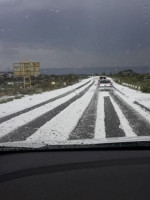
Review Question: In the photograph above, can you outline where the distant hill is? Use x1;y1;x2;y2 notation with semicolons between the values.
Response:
1;66;150;75
41;66;150;75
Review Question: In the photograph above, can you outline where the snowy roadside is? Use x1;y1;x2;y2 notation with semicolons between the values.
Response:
0;80;93;139
0;95;15;100
112;81;150;124
0;78;92;118
112;81;150;110
94;91;136;139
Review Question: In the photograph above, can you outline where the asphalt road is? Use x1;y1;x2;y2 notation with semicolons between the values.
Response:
0;82;150;143
0;81;93;143
0;80;91;125
69;87;99;140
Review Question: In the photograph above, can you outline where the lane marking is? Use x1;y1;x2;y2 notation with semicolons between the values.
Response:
110;96;136;137
94;91;108;139
0;78;92;118
114;90;150;124
104;96;125;138
0;81;93;140
26;84;97;142
110;92;150;136
69;88;98;140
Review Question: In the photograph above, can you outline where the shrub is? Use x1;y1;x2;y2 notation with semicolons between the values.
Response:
14;95;24;99
141;85;150;93
0;97;14;104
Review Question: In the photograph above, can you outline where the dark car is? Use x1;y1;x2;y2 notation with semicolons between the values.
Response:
99;76;107;80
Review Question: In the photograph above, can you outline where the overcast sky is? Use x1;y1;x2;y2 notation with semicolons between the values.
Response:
0;0;150;70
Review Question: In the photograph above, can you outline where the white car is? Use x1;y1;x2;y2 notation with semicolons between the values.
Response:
98;79;113;90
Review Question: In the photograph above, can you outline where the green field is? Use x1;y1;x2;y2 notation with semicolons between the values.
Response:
112;70;150;93
0;74;88;104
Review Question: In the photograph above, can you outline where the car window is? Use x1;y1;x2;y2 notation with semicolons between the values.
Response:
0;0;150;150
100;80;111;83
99;77;106;80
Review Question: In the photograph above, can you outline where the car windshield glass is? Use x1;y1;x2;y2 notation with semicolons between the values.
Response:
100;80;111;83
0;0;150;150
100;77;106;79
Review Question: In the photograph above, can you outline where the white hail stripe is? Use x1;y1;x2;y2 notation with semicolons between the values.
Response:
0;81;93;139
109;96;136;137
26;84;97;142
94;91;108;139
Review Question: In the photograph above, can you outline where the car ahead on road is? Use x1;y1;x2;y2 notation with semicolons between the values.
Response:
98;79;113;90
99;76;107;80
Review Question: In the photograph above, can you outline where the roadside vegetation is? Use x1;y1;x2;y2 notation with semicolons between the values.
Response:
0;74;88;104
112;69;150;93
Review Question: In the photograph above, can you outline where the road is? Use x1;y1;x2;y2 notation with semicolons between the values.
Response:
0;78;150;144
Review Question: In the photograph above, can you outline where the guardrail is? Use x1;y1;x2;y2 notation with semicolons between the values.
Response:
121;82;141;90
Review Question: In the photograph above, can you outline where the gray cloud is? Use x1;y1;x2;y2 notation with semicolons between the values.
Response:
0;0;150;70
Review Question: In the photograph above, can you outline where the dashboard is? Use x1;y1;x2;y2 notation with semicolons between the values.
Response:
0;149;150;200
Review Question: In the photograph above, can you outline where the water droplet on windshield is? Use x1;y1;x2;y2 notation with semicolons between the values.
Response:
66;26;70;30
96;3;101;7
125;50;129;54
96;0;103;8
144;4;149;9
55;9;60;13
49;8;54;12
137;43;141;48
25;15;30;19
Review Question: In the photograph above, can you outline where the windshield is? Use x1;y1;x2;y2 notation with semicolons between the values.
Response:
99;80;111;83
0;0;150;149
